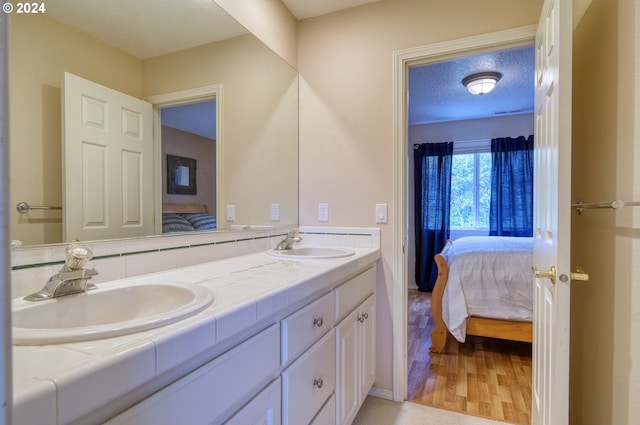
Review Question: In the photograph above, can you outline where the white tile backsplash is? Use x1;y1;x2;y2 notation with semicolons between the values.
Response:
10;226;381;300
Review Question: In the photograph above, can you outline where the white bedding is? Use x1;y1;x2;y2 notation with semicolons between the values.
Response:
441;236;533;342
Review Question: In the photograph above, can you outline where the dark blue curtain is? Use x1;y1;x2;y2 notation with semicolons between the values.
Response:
413;142;453;292
489;135;534;237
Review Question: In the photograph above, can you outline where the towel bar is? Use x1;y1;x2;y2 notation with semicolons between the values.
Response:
16;202;62;214
572;200;640;214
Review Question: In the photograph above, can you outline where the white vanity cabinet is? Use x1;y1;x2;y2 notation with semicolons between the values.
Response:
334;267;376;425
281;265;376;425
103;323;281;425
103;263;377;425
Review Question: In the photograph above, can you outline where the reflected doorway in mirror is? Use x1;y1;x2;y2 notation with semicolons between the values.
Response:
167;155;197;195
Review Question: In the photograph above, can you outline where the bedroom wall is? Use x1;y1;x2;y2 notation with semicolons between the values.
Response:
571;0;639;423
297;0;544;394
161;126;217;213
408;113;534;143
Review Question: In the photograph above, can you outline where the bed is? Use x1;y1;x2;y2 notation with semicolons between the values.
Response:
429;236;533;353
162;203;217;233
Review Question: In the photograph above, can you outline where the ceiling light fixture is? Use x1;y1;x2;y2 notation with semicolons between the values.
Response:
462;71;502;95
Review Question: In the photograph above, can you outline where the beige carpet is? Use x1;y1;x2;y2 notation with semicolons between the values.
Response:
353;396;511;425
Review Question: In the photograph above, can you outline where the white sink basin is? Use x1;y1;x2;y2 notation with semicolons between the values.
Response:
12;282;213;345
268;247;355;259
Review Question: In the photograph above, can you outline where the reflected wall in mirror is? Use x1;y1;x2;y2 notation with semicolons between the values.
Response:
9;1;298;247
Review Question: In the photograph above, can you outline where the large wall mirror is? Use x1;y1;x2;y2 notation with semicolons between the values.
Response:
8;0;299;247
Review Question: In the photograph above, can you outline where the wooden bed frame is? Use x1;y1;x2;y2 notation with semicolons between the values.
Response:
162;203;209;214
429;251;533;353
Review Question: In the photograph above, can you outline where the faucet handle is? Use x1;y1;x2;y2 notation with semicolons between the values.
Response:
287;227;300;237
65;241;93;270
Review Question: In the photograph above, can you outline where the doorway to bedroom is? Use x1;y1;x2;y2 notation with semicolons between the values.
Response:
145;85;221;235
405;44;535;424
160;101;217;216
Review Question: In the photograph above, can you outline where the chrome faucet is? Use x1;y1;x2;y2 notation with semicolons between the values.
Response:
274;229;302;251
24;241;99;301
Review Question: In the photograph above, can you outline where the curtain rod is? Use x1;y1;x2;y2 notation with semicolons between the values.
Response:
413;138;491;147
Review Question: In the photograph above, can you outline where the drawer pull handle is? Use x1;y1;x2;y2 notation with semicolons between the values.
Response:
313;378;324;389
313;317;324;327
358;312;369;323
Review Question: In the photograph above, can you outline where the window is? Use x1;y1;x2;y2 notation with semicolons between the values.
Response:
450;142;491;230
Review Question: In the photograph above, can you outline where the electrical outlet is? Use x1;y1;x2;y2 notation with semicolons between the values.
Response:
318;203;329;222
270;203;280;221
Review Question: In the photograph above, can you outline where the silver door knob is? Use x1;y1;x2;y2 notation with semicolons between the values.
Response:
313;317;324;327
313;378;323;389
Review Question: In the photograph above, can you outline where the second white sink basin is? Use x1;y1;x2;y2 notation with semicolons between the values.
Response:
12;282;213;345
268;247;355;259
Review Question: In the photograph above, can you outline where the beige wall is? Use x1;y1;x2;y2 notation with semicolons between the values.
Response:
297;0;544;393
571;0;640;423
161;126;216;212
143;34;299;228
214;0;298;69
8;13;141;246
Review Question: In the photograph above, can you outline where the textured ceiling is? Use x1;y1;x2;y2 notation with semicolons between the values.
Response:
408;46;535;125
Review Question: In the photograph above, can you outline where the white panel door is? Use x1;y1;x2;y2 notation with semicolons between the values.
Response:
63;72;153;242
532;0;572;424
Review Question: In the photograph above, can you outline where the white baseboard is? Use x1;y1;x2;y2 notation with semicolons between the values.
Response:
367;386;394;401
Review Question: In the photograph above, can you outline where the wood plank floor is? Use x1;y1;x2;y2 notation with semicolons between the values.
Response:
407;289;532;425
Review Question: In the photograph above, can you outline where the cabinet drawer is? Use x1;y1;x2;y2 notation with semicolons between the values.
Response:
105;324;280;425
282;329;335;425
282;291;334;365
224;377;281;425
310;393;335;425
335;266;375;322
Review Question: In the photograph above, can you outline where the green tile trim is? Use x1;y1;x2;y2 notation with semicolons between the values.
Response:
299;231;373;237
12;260;65;271
11;233;286;271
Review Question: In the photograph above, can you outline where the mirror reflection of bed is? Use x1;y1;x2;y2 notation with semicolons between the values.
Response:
162;203;216;233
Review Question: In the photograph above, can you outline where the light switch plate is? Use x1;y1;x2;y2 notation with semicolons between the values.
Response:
376;203;388;224
226;205;235;221
270;203;280;221
318;203;329;222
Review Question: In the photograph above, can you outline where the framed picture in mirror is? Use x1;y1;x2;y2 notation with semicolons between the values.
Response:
167;154;197;195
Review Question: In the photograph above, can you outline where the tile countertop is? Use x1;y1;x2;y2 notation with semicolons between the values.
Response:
12;246;380;425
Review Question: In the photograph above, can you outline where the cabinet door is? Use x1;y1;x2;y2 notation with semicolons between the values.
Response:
335;309;359;425
359;295;376;398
